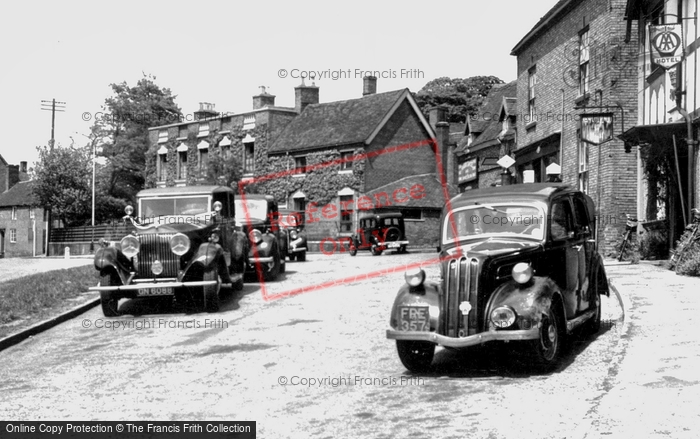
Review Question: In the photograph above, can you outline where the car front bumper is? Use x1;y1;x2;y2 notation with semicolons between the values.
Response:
386;327;540;348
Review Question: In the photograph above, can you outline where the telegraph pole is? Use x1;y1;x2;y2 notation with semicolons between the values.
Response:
40;99;66;149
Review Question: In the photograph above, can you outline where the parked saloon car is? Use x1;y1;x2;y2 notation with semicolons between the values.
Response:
349;212;409;256
386;184;609;372
90;186;248;316
235;194;287;281
278;209;307;261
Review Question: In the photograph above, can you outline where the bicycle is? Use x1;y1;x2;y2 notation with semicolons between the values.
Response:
669;208;700;271
617;214;638;262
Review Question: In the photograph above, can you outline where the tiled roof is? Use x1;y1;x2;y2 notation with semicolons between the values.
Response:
0;180;37;207
268;89;409;154
365;173;456;209
457;81;517;154
511;0;575;55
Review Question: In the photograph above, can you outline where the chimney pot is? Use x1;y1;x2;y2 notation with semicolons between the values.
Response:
20;161;27;173
295;81;320;113
363;76;377;96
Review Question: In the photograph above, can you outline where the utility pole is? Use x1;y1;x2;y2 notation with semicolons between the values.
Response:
40;99;66;149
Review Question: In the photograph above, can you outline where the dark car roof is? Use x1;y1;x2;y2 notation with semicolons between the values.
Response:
137;185;234;198
449;184;575;209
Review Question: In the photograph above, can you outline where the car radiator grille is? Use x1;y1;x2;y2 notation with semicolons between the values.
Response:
444;256;479;337
136;234;179;278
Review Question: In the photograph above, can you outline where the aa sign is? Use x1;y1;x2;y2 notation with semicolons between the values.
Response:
649;24;684;69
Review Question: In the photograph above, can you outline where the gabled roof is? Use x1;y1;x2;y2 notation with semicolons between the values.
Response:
365;173;456;209
511;0;576;55
0;180;37;207
501;97;517;118
457;81;517;154
268;89;435;154
0;154;7;167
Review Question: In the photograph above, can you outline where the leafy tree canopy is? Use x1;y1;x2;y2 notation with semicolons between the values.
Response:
414;76;504;123
93;74;182;215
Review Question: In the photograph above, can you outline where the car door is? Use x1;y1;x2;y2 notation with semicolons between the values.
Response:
548;196;580;318
572;194;594;311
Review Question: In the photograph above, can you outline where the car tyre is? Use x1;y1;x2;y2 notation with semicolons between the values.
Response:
231;259;245;292
585;272;603;335
297;251;306;262
396;340;434;373
371;245;383;256
203;269;220;312
263;246;281;282
530;304;565;371
99;271;120;317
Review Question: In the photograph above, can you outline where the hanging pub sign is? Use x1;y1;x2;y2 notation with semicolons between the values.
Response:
649;23;684;69
458;157;478;184
580;113;614;145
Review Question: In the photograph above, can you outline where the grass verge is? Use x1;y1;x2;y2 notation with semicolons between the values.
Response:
0;265;100;339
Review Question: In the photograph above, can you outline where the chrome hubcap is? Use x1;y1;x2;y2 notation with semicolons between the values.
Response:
547;324;556;343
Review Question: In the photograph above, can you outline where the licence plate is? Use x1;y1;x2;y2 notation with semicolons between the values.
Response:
137;287;173;297
398;306;430;331
386;242;401;248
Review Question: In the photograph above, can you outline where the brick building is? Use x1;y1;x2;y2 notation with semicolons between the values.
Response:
457;81;517;191
509;0;639;254
621;0;700;248
0;180;48;258
268;77;456;247
148;77;456;249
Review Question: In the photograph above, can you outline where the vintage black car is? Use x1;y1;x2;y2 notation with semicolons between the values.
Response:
235;194;287;281
349;212;409;256
386;184;609;372
90;186;248;316
278;209;307;262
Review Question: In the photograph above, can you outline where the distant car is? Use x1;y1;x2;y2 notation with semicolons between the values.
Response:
349;212;409;256
278;209;307;262
235;194;287;281
90;186;248;316
386;184;610;372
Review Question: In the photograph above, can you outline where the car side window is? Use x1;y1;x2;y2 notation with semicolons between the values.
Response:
550;200;574;240
572;197;591;235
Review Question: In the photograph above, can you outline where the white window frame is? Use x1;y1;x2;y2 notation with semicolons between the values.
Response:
158;130;169;143
578;134;589;194
528;67;537;123
198;122;210;137
10;228;16;243
579;28;590;97
339;150;354;173
11;206;17;220
294;156;307;176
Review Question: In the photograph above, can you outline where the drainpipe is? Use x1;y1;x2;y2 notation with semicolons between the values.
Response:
679;108;697;225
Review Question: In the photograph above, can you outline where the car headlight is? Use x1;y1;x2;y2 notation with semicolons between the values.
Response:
405;268;426;287
169;233;190;256
120;235;140;258
290;230;298;239
491;306;516;329
249;229;263;244
512;262;533;284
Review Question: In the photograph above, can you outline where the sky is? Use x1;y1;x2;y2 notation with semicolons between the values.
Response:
0;0;557;168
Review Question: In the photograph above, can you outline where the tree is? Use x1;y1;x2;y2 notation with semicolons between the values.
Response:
93;74;182;215
205;147;243;189
414;76;505;123
33;144;92;227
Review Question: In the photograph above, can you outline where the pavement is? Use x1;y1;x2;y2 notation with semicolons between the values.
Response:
0;256;92;283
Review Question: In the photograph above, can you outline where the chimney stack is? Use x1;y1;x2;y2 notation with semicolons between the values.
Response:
194;102;218;121
429;106;453;189
295;77;319;113
19;161;27;173
362;76;377;96
253;86;276;109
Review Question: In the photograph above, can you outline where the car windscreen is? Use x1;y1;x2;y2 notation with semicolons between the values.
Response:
234;199;268;220
140;196;209;218
443;204;545;244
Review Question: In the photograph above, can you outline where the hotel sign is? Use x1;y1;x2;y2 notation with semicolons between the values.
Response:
649;24;684;69
580;113;614;145
458;158;478;183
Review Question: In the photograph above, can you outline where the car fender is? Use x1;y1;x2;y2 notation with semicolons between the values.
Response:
94;246;132;285
183;242;223;277
389;280;441;332
230;230;249;263
590;253;610;296
485;276;565;328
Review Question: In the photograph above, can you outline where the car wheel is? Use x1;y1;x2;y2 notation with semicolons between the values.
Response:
349;240;358;256
202;269;220;312
530;305;565;370
263;246;281;282
384;227;401;242
288;253;296;262
99;271;120;317
396;340;434;373
231;259;245;292
297;251;306;262
371;245;383;256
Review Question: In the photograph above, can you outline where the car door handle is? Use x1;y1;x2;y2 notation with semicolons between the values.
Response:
572;245;583;251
